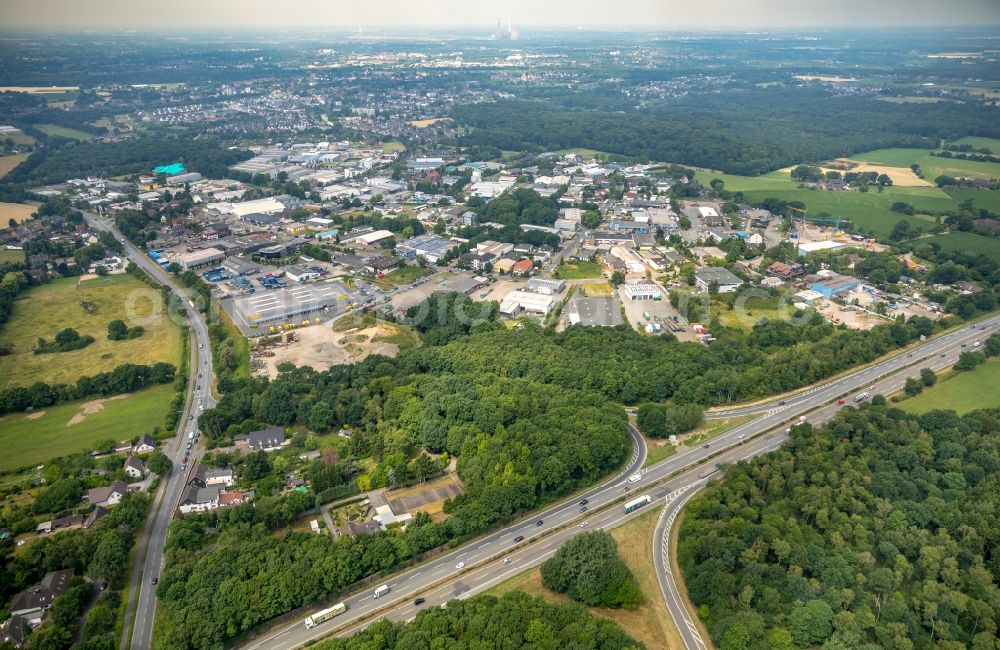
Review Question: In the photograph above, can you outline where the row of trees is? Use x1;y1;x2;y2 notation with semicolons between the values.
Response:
34;327;94;354
0;362;176;416
678;405;1000;650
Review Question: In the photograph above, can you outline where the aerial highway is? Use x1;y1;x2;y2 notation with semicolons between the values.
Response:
240;312;997;650
82;211;217;650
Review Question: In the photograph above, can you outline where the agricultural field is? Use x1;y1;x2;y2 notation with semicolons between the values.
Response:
0;201;37;226
947;136;1000;152
554;260;604;279
0;274;182;389
487;508;682;650
0;154;29;179
898;359;1000;415
694;164;1000;238
920;232;1000;264
36;124;94;140
0;384;175;471
849;147;1000;182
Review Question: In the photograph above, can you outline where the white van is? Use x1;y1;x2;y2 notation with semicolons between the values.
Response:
373;584;389;599
627;473;642;484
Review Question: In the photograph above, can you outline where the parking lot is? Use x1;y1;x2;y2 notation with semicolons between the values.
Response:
616;281;695;339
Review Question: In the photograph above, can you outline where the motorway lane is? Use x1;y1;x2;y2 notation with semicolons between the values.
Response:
82;212;217;650
242;312;998;650
243;425;647;650
709;316;998;419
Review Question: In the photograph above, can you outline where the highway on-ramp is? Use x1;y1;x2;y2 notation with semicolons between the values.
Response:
82;212;217;650
240;313;997;650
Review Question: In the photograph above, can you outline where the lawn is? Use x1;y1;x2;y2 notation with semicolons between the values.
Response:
0;201;37;226
684;414;758;447
900;358;1000;415
0;154;30;180
713;293;797;330
554;260;604;280
381;141;406;154
487;507;680;650
0;274;183;389
920;232;1000;264
382;265;432;286
0;249;25;264
36;124;94;140
643;439;678;468
0;384;175;471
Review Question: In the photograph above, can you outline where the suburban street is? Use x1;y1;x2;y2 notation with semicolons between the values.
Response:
239;312;998;650
82;211;217;650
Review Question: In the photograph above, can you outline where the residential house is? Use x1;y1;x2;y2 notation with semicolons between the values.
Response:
189;464;235;488
178;485;222;514
337;520;383;538
8;569;73;625
86;480;128;508
123;456;146;479
237;427;288;452
768;261;804;280
134;435;157;455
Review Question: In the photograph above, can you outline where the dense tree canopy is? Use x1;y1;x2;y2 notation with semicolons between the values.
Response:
678;405;1000;650
315;592;644;650
541;531;643;609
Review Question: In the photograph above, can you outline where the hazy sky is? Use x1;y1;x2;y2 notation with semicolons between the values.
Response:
1;0;998;30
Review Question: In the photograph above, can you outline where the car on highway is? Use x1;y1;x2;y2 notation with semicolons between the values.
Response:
503;557;511;564
738;433;745;439
455;562;465;569
778;400;786;405
414;598;425;606
703;444;710;449
151;577;158;585
580;505;588;512
513;535;524;543
188;415;193;421
535;519;544;526
974;340;980;347
579;498;588;505
580;521;589;528
962;343;967;347
837;399;846;405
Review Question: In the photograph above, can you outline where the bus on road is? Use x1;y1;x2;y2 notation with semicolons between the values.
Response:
624;495;652;513
304;602;346;629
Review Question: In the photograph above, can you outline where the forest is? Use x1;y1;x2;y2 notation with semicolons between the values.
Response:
452;89;1000;175
313;592;643;650
678;405;1000;650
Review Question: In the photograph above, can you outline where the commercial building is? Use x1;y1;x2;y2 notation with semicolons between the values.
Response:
499;290;558;317
397;234;458;263
810;273;860;297
178;247;225;271
284;265;321;283
567;296;623;327
524;278;566;295
797;240;846;256
623;282;663;301
694;267;743;293
349;229;396;246
229;279;354;332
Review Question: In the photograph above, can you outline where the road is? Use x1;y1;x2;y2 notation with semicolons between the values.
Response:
82;212;217;650
240;312;997;650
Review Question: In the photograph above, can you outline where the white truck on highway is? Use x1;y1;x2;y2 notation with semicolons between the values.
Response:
303;602;346;629
373;584;390;599
854;392;869;403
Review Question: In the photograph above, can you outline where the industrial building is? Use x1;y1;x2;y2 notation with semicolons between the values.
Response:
284;265;321;283
525;278;566;295
810;272;861;297
623;282;663;301
694;267;743;293
178;247;225;270
567;296;623;327
499;290;558;317
797;240;846;256
396;234;459;263
228;280;355;334
344;229;395;246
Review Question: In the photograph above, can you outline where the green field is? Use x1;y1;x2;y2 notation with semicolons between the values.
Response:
948;136;1000;153
693;166;1000;238
900;358;1000;415
0;274;182;388
554;260;604;279
0;249;25;264
849;147;1000;181
920;232;1000;264
381;141;406;154
382;265;433;286
0;384;175;471
37;124;94;140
